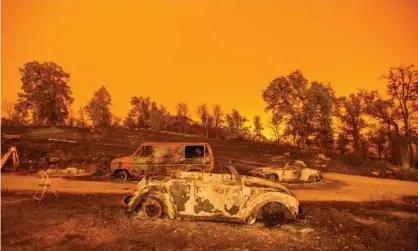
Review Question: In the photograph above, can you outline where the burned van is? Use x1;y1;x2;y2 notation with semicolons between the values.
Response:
110;142;214;180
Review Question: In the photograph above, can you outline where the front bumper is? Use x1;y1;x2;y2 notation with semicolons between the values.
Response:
297;205;305;220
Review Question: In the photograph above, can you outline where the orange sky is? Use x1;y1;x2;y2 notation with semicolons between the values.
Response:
2;0;418;138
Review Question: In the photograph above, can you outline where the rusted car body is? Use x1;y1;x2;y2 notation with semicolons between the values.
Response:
247;161;323;183
122;164;303;227
110;142;214;180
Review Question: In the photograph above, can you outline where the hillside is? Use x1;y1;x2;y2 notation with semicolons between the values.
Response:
1;126;417;181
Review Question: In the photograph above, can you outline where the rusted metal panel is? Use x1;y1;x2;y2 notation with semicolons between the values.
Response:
247;161;322;183
110;142;215;178
122;164;301;227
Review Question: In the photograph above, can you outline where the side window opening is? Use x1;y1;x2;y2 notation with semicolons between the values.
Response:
185;145;205;159
140;146;153;157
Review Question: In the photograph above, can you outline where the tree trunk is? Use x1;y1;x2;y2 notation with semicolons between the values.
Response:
391;131;411;168
353;128;361;159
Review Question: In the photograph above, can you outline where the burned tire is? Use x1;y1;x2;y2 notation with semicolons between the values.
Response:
140;197;163;219
267;174;279;183
308;175;317;183
123;195;133;205
113;170;129;181
262;202;286;228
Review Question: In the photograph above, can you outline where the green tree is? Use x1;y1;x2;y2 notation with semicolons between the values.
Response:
16;61;74;125
84;86;112;128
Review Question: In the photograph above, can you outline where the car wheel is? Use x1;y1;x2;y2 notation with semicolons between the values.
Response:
262;202;286;227
308;175;317;183
114;170;129;181
140;197;163;219
267;174;279;183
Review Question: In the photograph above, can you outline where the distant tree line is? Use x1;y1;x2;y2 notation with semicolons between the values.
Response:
2;61;417;167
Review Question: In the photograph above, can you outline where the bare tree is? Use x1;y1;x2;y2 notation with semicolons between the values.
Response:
213;104;223;128
196;104;210;137
268;113;283;143
176;102;189;117
1;100;15;119
384;64;418;167
253;115;264;140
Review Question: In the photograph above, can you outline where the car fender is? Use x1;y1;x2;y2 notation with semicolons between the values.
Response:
126;187;177;220
242;191;299;220
300;168;321;181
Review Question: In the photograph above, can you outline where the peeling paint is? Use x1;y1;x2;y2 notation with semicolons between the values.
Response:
248;161;322;183
122;163;301;227
110;142;215;178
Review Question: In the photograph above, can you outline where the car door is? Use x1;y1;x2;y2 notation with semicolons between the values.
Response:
131;145;160;176
281;165;302;182
193;169;244;218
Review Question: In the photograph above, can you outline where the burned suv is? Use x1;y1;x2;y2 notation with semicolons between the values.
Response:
110;142;214;180
122;163;304;227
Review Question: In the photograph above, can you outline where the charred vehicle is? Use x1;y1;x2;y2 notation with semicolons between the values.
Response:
122;163;304;227
110;142;214;180
247;161;323;183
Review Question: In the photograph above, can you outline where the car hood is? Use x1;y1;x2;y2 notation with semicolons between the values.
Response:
241;175;295;197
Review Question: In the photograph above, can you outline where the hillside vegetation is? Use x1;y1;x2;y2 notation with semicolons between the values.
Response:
2;126;417;181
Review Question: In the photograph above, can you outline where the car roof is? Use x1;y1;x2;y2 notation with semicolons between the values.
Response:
140;142;209;146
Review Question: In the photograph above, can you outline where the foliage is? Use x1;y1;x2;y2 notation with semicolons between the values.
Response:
225;109;250;138
16;61;74;125
84;86;113;128
384;64;418;166
335;90;368;158
212;104;224;128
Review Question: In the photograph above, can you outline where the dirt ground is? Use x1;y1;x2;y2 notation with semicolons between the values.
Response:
1;126;418;250
2;172;418;251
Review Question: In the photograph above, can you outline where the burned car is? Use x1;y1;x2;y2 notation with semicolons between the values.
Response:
247;161;323;183
110;142;214;180
122;163;304;227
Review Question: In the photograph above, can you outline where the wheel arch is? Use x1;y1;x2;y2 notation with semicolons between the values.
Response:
242;192;299;221
129;191;177;220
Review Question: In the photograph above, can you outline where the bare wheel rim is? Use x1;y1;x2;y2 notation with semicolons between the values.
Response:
141;198;162;218
116;170;128;180
263;202;286;227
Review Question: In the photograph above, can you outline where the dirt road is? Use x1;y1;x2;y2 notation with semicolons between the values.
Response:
2;172;418;203
2;172;418;251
